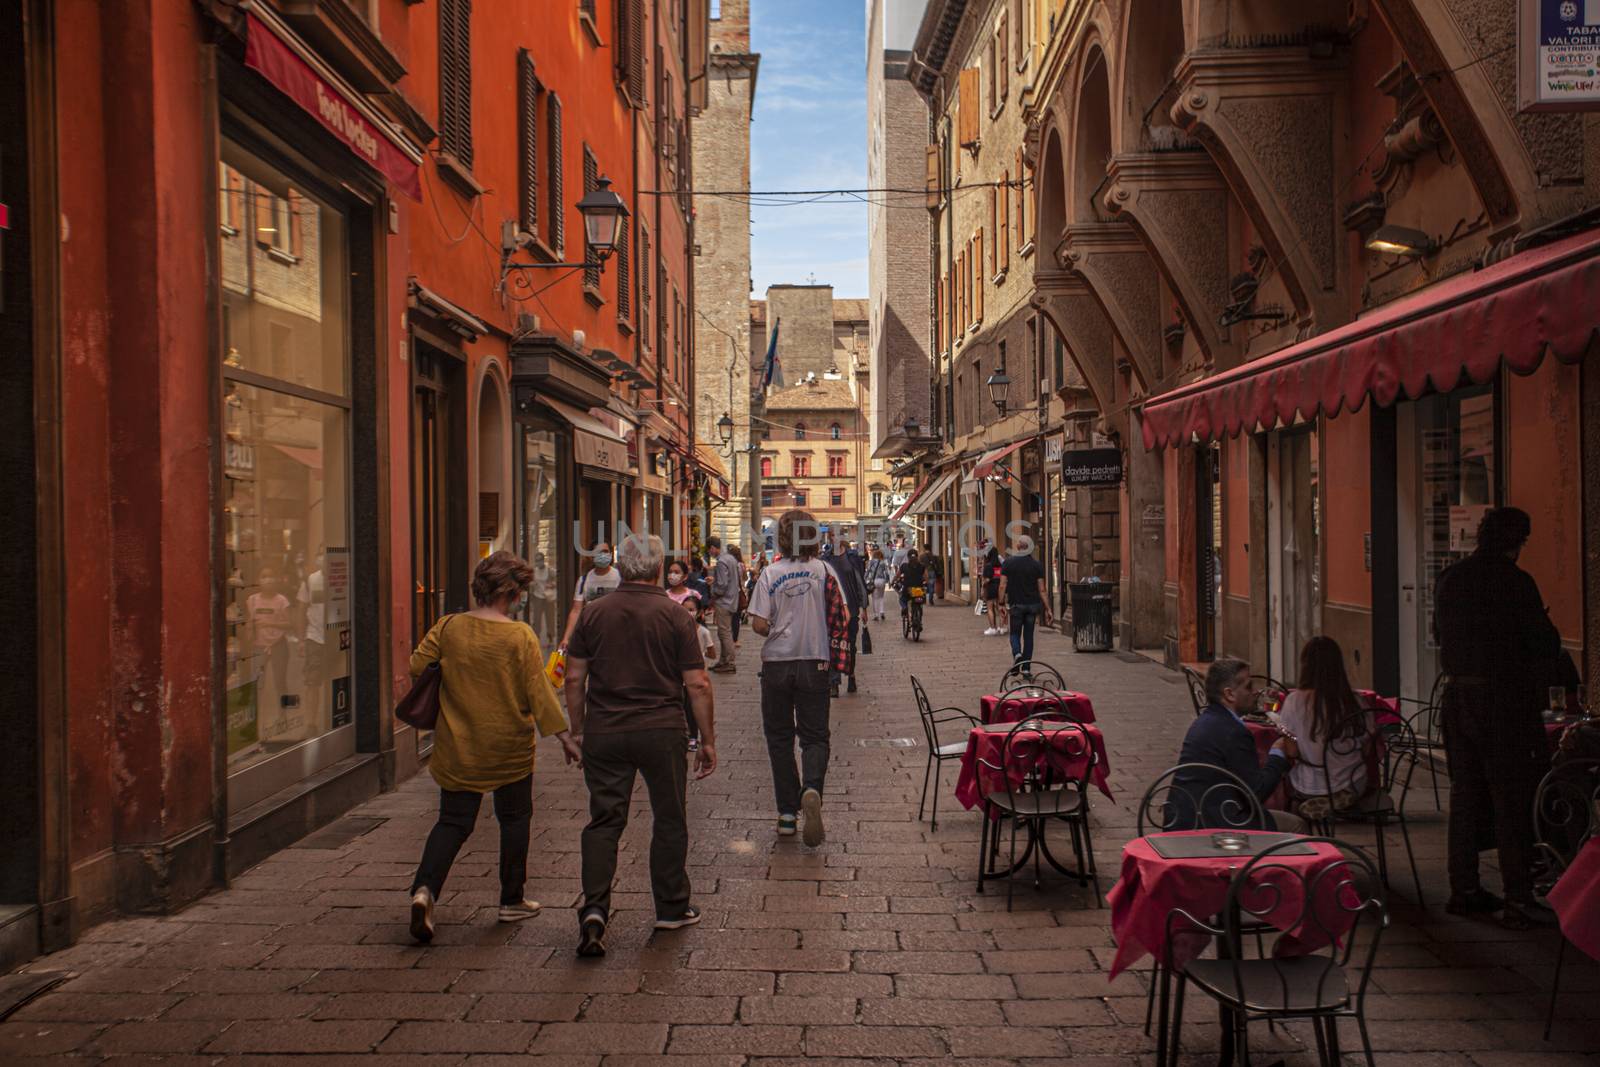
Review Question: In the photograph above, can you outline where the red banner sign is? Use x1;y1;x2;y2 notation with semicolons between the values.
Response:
244;15;421;200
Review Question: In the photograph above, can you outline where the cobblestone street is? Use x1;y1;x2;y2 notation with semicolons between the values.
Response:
6;600;1598;1065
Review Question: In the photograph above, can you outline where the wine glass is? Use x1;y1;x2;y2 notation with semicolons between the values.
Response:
1548;687;1568;718
1577;685;1591;718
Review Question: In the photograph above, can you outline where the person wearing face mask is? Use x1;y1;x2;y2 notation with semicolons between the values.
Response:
559;540;621;654
664;559;697;606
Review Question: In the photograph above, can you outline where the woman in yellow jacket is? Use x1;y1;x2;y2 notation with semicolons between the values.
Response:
408;551;582;942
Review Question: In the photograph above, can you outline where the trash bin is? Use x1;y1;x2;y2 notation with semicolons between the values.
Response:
1068;580;1115;652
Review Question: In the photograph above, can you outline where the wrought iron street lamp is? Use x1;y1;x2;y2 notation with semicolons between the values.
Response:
986;368;1012;415
717;411;734;446
500;176;631;282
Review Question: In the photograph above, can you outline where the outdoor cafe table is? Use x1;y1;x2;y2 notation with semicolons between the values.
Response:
1107;830;1360;1065
980;689;1097;725
1548;837;1600;962
953;720;1113;813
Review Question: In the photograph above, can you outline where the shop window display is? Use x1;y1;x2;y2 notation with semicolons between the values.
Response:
220;140;355;803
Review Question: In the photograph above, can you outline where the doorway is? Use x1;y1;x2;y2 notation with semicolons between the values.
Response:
1267;427;1320;682
411;339;467;642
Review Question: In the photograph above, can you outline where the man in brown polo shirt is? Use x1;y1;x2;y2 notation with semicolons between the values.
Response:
564;533;716;958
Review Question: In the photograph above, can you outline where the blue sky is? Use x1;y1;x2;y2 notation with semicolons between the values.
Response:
749;0;868;298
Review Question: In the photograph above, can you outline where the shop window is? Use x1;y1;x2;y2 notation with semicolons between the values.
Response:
792;454;810;478
438;0;474;168
521;426;562;649
830;488;844;508
828;454;846;477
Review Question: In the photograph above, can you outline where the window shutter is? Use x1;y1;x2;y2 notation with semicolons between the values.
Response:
615;224;630;321
1000;169;1010;271
998;19;1009;99
1016;148;1026;248
987;187;997;276
639;222;651;335
288;189;303;257
438;0;473;166
517;51;539;238
582;148;600;289
966;230;979;321
958;67;979;147
925;143;940;209
628;0;647;108
548;93;564;255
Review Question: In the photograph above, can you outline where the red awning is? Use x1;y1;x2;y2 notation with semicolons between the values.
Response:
888;478;928;522
1141;228;1600;448
971;438;1032;480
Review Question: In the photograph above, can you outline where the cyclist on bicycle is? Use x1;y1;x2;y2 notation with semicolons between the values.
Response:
895;549;928;617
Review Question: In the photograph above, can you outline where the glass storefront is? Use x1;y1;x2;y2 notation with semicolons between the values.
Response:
220;140;355;810
521;423;565;649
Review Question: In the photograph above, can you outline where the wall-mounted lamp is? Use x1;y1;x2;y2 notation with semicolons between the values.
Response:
1365;224;1436;258
986;368;1012;415
501;177;631;282
717;411;734;445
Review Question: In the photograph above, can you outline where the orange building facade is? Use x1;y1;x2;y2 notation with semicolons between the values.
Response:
2;0;708;967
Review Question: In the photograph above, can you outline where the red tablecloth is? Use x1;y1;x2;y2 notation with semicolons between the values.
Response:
981;690;1097;725
954;721;1113;813
1244;721;1293;811
1548;838;1600;962
1106;831;1357;979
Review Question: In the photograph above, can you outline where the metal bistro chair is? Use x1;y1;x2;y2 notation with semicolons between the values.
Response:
910;675;979;832
1252;676;1290;714
1391;674;1448;811
1533;758;1600;1040
1292;708;1425;906
1162;837;1388;1067
1182;667;1207;716
1000;659;1066;693
976;716;1101;910
993;685;1086;726
1135;763;1271;1036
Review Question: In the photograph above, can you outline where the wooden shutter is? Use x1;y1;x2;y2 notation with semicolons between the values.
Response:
548;93;564;255
517;50;539;238
616;0;646;109
987;187;997;276
998;18;1009;99
1016;148;1026;248
1000;170;1010;271
615;222;630;320
582;148;600;289
966;230;979;321
958;67;980;147
639;222;651;333
438;0;473;166
925;143;940;209
288;189;303;257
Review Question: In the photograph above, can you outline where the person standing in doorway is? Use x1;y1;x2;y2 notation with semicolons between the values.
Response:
407;552;583;943
1435;506;1563;929
558;541;620;654
565;534;716;957
706;536;740;673
748;509;838;846
998;536;1052;669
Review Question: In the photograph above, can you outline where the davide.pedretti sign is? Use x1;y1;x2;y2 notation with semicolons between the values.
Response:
244;14;423;199
1520;0;1600;111
1059;448;1124;488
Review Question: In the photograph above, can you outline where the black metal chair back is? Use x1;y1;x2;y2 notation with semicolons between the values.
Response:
995;684;1083;723
1299;705;1381;803
1534;758;1600;872
1000;660;1065;692
1182;667;1207;715
1138;762;1267;835
980;717;1092;814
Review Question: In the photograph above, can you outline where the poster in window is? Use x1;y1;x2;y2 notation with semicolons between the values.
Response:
325;548;350;625
331;675;352;728
226;680;260;761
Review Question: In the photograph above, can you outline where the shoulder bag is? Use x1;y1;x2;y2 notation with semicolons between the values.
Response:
395;615;455;731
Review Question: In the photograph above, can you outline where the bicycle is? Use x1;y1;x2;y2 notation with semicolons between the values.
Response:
901;586;925;642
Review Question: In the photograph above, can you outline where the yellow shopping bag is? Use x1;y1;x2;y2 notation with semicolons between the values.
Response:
544;649;567;688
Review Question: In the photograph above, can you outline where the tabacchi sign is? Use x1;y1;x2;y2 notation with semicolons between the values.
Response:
1521;0;1600;111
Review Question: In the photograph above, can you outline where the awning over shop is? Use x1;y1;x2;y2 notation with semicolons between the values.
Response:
694;444;730;500
543;396;630;474
970;438;1032;480
887;477;928;523
905;468;962;516
1141;228;1600;449
542;397;629;443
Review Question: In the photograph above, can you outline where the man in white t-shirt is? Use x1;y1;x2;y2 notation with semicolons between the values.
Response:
297;556;327;688
559;541;622;652
747;509;837;847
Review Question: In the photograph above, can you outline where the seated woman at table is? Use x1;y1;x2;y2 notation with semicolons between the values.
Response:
1278;636;1375;816
1175;657;1308;835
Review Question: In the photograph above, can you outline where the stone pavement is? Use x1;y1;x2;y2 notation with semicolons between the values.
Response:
5;599;1598;1065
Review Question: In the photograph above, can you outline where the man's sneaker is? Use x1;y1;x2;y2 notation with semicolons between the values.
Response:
777;814;798;836
408;886;435;943
654;905;702;930
801;788;825;847
576;912;607;958
498;899;542;922
983;627;998;636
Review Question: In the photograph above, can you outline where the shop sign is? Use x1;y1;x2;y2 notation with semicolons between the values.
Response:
325;548;350;625
1061;447;1124;487
575;430;629;473
331;675;352;729
1519;0;1600;111
1043;434;1066;471
243;14;423;198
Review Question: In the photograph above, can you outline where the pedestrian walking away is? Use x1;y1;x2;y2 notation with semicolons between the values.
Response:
865;546;891;621
565;534;716;958
407;552;583;944
981;540;1004;636
1434;506;1563;929
825;535;867;696
558;540;621;654
998;535;1051;667
748;508;840;846
706;536;741;672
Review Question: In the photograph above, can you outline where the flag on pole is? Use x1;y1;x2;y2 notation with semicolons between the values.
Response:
760;317;783;392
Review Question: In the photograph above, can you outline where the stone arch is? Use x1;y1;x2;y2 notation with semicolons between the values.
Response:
1036;122;1069;271
1069;43;1115;225
474;358;513;555
1116;0;1189;152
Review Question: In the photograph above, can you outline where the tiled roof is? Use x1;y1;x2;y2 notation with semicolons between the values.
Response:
763;378;857;411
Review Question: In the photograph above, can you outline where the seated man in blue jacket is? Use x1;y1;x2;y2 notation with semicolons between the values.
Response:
1172;657;1307;834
